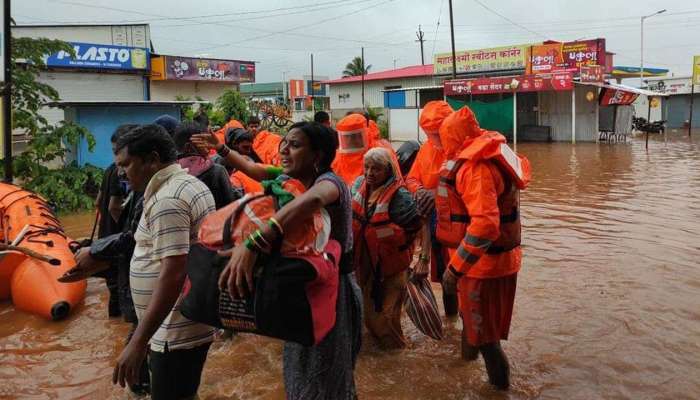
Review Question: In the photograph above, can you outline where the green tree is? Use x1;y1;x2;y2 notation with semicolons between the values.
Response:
342;56;371;77
9;35;101;212
365;105;384;122
217;89;250;124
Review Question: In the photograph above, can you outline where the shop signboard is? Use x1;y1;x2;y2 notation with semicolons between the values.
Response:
580;65;604;83
444;72;573;96
46;42;149;70
693;55;700;85
528;39;606;74
599;88;639;106
433;44;531;74
161;56;255;82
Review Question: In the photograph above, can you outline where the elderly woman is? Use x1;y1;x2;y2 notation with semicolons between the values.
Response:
351;147;422;349
192;122;362;400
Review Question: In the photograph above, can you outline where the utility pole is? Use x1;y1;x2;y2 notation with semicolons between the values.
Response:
310;53;315;114
3;0;12;182
361;47;365;108
448;0;457;79
415;24;425;65
641;9;667;88
281;70;288;107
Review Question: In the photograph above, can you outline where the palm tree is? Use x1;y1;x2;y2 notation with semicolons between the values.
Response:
342;56;371;77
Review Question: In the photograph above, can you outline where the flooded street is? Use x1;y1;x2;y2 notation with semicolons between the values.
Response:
1;134;699;399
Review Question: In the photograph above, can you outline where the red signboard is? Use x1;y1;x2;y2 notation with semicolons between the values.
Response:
528;39;606;74
580;65;604;83
444;73;573;96
162;55;255;82
599;88;639;106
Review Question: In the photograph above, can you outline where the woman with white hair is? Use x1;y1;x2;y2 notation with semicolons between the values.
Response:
351;147;422;349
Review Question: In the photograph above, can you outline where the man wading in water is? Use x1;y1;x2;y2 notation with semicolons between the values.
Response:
112;125;216;400
436;107;531;390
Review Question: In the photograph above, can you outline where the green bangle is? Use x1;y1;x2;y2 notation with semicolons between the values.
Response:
244;237;256;251
419;254;430;262
254;230;270;248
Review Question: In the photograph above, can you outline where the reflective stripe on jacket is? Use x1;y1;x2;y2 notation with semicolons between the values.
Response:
436;158;522;278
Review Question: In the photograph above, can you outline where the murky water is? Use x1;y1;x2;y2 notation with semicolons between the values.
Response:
2;134;699;399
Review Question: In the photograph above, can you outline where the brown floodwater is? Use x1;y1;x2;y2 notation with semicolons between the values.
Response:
2;133;699;399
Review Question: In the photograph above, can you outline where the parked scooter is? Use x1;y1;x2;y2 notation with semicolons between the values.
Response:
633;117;666;134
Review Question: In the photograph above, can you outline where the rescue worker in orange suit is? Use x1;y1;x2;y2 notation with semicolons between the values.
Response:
436;106;531;390
405;100;458;317
351;147;422;349
332;113;401;186
248;116;282;166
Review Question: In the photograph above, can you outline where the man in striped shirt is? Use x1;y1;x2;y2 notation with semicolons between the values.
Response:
112;124;216;400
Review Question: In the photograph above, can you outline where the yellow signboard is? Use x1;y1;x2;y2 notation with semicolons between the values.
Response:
433;44;532;75
693;55;700;85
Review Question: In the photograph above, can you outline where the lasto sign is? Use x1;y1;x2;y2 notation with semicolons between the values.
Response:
46;42;149;71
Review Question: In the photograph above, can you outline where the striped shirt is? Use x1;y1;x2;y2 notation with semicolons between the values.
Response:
130;163;216;352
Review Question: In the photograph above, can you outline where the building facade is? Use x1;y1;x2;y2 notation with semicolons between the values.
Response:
13;24;152;126
326;65;439;120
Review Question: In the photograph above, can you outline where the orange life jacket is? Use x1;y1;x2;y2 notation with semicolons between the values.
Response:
252;130;282;166
351;177;413;278
229;170;263;194
435;143;524;253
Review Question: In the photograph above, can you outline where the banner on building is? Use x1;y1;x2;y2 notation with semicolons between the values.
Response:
599;88;639;106
46;42;149;70
444;72;573;96
693;55;700;85
152;55;255;82
580;65;604;83
528;39;606;74
433;44;531;75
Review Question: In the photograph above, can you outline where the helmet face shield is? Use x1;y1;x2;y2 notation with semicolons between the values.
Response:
338;128;367;154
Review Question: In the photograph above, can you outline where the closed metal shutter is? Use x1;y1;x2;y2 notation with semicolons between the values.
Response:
37;71;145;126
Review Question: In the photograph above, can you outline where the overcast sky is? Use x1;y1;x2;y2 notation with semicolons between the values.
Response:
14;0;700;84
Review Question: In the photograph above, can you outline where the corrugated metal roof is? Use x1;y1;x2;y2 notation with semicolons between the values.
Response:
325;64;434;84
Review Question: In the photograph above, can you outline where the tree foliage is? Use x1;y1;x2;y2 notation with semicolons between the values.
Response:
365;105;384;122
9;36;101;213
217;89;250;124
176;95;225;127
342;56;371;77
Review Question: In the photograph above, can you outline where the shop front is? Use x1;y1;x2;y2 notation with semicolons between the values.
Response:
443;72;591;142
442;38;613;143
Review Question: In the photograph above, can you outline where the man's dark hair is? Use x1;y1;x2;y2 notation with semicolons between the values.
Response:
111;124;139;144
193;111;209;129
153;115;179;137
288;121;338;174
313;111;330;124
247;116;260;125
173;122;206;153
225;127;252;148
115;124;178;164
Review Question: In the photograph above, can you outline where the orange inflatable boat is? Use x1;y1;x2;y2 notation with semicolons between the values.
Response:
0;183;86;320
